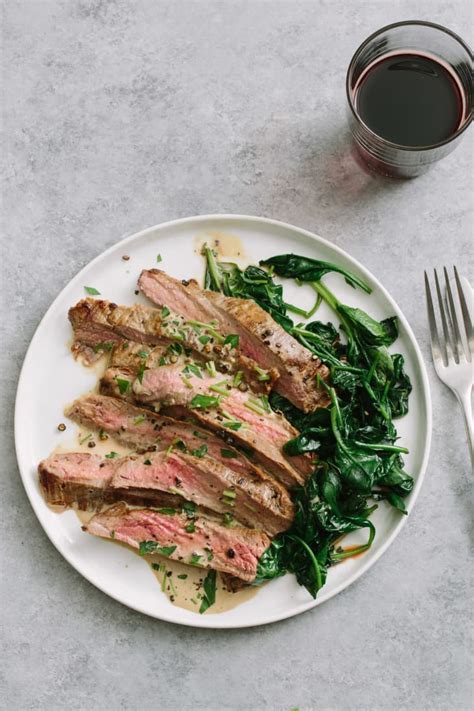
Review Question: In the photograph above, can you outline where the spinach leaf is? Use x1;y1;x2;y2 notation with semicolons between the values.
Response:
337;305;398;348
260;254;372;293
254;538;287;585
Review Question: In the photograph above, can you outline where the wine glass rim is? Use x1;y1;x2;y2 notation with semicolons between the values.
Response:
346;20;473;152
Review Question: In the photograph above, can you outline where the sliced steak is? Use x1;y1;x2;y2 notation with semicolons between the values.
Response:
139;269;330;412
69;298;277;393
130;364;313;487
38;452;182;511
66;393;293;504
84;503;270;583
39;447;293;534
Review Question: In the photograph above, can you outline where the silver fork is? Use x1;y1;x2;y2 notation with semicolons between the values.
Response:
424;267;473;464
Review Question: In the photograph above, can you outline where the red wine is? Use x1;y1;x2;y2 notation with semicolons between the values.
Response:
355;52;465;147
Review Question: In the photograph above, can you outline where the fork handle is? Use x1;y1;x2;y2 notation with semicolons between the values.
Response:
455;387;474;467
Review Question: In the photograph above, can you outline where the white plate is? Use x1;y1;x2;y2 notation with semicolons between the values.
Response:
15;215;432;628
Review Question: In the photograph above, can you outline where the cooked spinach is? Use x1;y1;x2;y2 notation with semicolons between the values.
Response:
203;244;293;329
203;248;413;600
261;254;372;292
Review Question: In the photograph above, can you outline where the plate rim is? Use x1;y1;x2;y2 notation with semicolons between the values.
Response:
14;213;432;629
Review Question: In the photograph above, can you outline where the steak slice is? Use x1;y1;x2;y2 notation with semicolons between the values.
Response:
39;446;293;534
38;452;182;511
129;364;313;487
84;503;270;583
66;394;293;510
69;298;278;393
139;269;330;412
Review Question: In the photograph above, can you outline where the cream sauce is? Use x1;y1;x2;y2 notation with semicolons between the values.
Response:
52;413;131;458
144;553;259;614
73;507;259;614
194;231;246;261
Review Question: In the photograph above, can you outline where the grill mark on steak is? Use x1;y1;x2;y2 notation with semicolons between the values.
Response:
84;503;270;582
138;269;330;412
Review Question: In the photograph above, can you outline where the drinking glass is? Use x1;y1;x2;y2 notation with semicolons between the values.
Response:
346;21;473;178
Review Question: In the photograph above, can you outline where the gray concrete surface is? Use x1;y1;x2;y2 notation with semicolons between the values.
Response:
1;1;473;709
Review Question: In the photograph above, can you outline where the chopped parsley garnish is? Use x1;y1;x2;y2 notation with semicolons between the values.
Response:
158;356;167;366
190;553;202;565
84;286;100;295
191;444;208;458
222;489;236;499
259;394;271;413
182;363;203;379
232;371;243;386
198;335;211;345
155;507;177;515
143;459;152;465
185;521;196;533
133;414;147;425
193;430;208;440
110;530;115;539
137;362;146;384
182;501;197;518
223;334;239;349
137;349;149;359
204;547;214;561
199;570;217;614
223;420;242;431
161;306;170;318
105;451;119;459
174;439;187;452
220;449;236;458
181;374;193;389
190;394;220;409
205;361;217;377
93;341;114;353
177;574;188;580
156;254;162;263
222;512;235;527
115;377;131;395
245;396;271;416
139;541;177;556
255;365;271;382
209;381;230;396
79;433;92;445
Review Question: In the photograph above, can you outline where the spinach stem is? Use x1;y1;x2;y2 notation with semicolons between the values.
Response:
353;441;409;454
203;245;222;291
284;292;322;319
331;520;376;561
310;281;357;344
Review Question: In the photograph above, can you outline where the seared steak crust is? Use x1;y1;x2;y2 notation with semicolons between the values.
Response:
69;298;278;393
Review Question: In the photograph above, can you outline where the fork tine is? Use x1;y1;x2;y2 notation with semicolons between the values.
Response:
444;266;463;362
424;271;444;364
453;266;474;356
434;269;451;364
